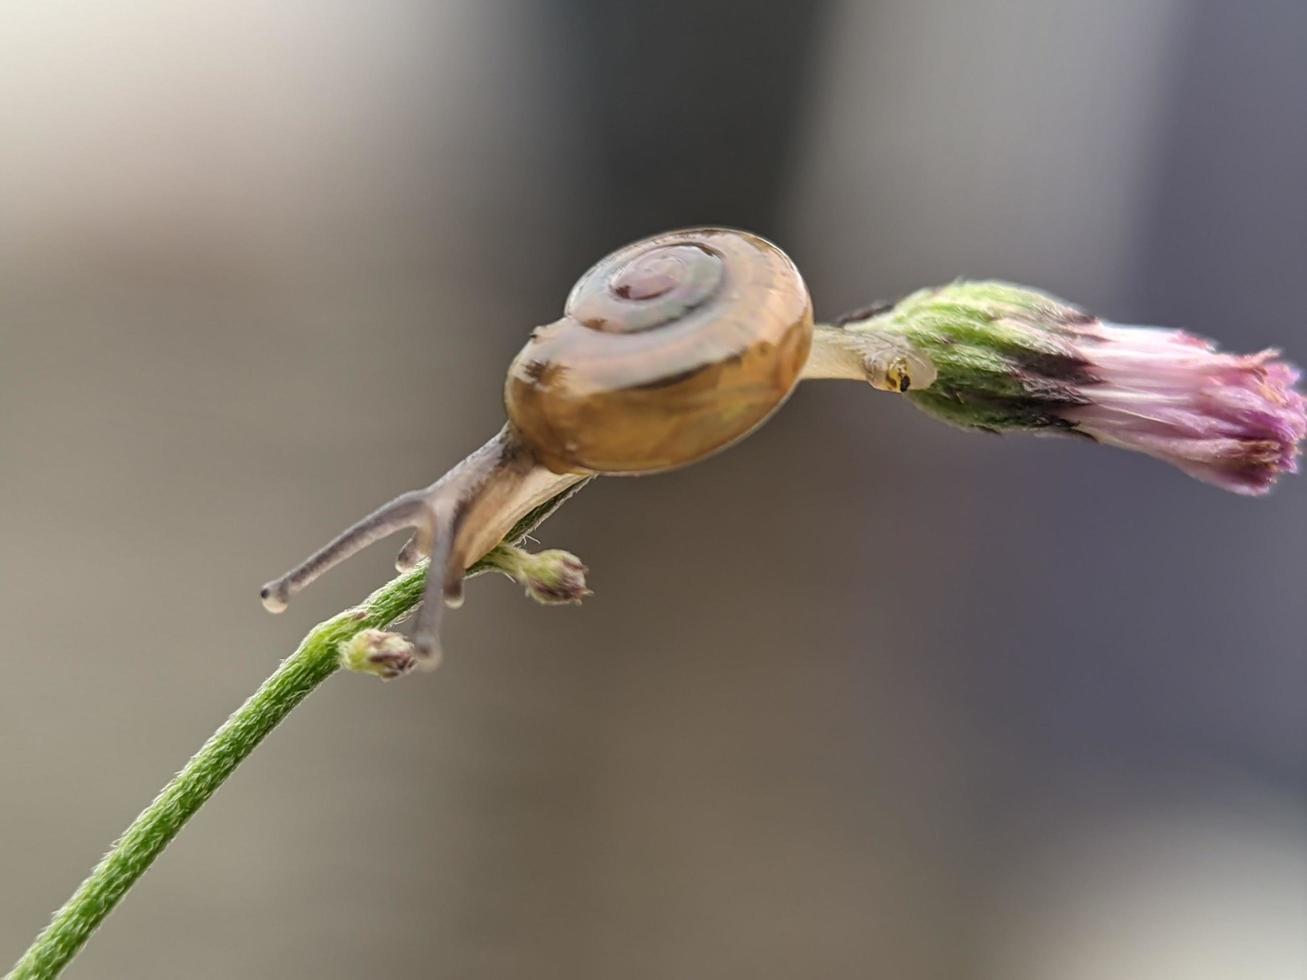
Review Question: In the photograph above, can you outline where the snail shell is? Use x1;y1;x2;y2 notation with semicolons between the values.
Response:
505;228;814;474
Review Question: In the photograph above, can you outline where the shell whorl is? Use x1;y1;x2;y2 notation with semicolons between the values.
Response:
505;228;813;475
567;241;725;333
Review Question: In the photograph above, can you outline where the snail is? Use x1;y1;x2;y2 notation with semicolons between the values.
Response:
260;228;935;660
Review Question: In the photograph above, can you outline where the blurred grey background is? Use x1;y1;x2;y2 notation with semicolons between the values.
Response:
2;2;1304;977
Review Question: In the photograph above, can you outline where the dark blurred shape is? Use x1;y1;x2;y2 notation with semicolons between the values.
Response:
1134;0;1307;340
555;0;831;242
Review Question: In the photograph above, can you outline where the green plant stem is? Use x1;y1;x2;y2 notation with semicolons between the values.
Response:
5;568;424;980
6;484;587;980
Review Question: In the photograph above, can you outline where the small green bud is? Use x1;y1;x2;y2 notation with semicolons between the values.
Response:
338;629;419;680
479;543;591;605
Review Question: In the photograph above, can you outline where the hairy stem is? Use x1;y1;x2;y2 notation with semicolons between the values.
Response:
5;486;587;980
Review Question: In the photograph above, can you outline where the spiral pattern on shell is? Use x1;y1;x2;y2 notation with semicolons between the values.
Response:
505;228;813;475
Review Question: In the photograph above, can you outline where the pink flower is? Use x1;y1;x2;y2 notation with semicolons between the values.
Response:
1064;322;1306;495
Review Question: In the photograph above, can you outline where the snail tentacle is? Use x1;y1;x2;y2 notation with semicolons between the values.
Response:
394;534;423;572
409;507;456;665
261;426;584;658
259;490;431;614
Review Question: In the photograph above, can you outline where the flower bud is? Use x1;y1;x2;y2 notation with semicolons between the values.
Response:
479;544;591;605
338;629;419;680
844;282;1305;494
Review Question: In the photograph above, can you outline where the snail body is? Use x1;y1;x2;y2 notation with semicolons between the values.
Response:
261;228;932;660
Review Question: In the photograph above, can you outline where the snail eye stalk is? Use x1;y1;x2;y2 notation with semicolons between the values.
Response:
260;427;585;662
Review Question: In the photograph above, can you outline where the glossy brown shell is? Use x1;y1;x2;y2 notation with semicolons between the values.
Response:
504;228;813;475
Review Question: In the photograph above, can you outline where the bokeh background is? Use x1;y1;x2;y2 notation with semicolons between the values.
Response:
2;2;1304;977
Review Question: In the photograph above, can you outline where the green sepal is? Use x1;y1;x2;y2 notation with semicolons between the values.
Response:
843;280;1096;433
